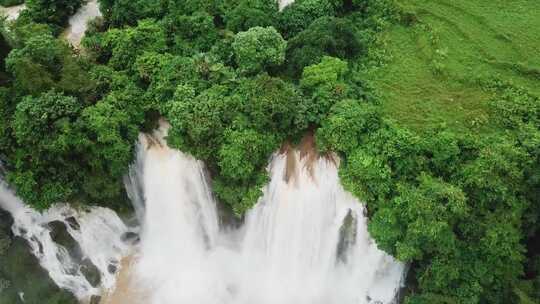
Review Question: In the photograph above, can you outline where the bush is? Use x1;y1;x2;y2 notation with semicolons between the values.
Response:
278;0;337;38
24;0;84;29
232;26;286;75
286;16;362;77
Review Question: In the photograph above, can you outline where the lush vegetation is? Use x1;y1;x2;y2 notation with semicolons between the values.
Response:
0;0;538;303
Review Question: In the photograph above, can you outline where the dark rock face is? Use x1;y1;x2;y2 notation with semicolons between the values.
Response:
336;209;357;264
65;216;80;230
81;258;101;287
108;263;118;275
0;234;78;304
121;231;140;245
0;210;80;304
90;295;102;304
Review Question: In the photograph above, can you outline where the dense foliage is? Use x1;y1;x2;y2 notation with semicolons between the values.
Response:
0;0;538;303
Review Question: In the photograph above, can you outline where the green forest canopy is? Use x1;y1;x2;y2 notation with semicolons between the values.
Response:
0;0;539;303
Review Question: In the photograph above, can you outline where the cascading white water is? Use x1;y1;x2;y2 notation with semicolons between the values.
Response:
236;151;404;304
118;125;405;304
127;127;231;304
0;180;131;301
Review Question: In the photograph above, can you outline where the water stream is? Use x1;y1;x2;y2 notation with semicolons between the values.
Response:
0;4;25;21
63;0;101;47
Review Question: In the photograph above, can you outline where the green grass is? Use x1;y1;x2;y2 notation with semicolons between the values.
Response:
363;0;540;133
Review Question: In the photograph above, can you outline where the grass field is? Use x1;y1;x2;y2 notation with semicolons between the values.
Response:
363;0;540;133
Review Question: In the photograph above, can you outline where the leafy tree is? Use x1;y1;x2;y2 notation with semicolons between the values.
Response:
232;26;286;75
3;19;54;49
8;90;84;208
166;84;238;161
163;11;219;55
98;0;164;27
286;16;362;77
0;0;23;6
316;98;379;153
23;0;84;31
299;56;350;125
87;19;167;71
218;128;278;183
278;0;337;39
235;74;304;134
79;96;142;201
5;33;69;95
224;0;279;32
4;30;93;98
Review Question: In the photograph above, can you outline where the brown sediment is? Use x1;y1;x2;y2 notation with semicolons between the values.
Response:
281;142;297;183
144;133;164;150
100;257;148;304
281;132;339;184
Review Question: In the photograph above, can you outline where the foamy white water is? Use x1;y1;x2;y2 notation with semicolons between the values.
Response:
0;180;131;301
127;127;230;304
122;125;405;304
236;151;404;304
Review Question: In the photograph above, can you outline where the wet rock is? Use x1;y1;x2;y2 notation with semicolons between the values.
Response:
0;209;13;231
65;216;80;230
336;209;357;263
108;263;117;274
80;258;101;287
49;220;81;260
90;295;102;304
0;236;77;304
121;231;139;245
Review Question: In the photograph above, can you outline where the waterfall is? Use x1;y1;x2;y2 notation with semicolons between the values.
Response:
236;150;404;304
1;124;405;303
0;180;131;301
124;127;229;304
116;125;404;304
